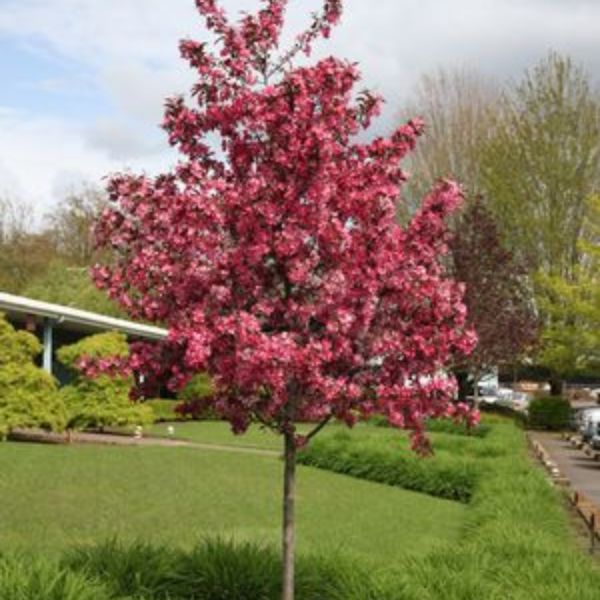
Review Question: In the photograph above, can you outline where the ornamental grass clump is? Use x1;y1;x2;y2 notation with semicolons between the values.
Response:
89;1;478;596
65;538;396;600
0;554;111;600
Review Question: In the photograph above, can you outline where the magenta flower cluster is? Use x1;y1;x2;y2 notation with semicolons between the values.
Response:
91;0;477;449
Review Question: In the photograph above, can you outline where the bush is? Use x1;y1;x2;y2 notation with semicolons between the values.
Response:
176;373;219;420
177;373;213;402
0;313;65;438
145;398;182;422
57;332;153;432
527;396;571;431
297;432;479;502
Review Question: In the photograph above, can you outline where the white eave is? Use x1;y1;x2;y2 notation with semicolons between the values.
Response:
0;292;167;341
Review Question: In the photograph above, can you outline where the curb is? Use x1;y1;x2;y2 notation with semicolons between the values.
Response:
528;432;600;553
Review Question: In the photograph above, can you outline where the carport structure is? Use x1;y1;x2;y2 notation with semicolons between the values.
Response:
0;292;167;382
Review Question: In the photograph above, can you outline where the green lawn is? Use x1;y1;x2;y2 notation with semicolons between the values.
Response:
0;439;466;563
149;420;334;451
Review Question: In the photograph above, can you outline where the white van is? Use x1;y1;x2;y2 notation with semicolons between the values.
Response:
579;408;600;442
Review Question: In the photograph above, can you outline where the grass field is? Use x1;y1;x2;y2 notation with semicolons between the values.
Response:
3;419;600;598
0;437;466;562
149;420;317;450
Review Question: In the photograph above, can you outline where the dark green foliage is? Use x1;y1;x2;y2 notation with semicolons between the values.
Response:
177;373;214;402
145;399;183;422
527;395;572;430
298;431;479;502
0;554;113;600
57;332;153;431
0;313;65;438
64;538;395;600
176;373;219;420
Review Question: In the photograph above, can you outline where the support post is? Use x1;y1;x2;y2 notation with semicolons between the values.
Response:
42;318;54;375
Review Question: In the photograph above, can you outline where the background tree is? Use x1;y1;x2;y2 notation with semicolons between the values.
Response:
22;260;125;318
535;194;600;388
481;53;600;391
0;313;65;438
482;52;600;277
0;197;57;294
449;197;539;403
45;186;107;267
91;1;476;597
57;332;153;436
401;68;499;213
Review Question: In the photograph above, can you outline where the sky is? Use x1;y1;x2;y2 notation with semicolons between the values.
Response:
0;0;599;218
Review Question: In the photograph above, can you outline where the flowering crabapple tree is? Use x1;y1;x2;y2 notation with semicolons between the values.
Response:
92;1;476;597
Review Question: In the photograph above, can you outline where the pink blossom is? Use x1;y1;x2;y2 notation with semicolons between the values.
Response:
92;0;477;450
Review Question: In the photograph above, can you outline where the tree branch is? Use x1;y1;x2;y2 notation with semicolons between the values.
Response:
305;415;333;442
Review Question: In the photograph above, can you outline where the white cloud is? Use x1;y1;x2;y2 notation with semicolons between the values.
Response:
0;109;177;215
0;0;599;212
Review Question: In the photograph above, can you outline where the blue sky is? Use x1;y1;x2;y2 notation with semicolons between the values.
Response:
0;0;599;219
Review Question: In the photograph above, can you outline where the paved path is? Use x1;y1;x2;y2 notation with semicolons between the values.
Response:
9;429;279;457
531;431;600;505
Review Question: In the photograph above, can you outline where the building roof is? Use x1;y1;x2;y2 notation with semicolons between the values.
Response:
0;292;167;341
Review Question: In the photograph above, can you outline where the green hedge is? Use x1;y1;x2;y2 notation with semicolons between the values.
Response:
527;396;572;431
297;431;479;502
370;414;490;438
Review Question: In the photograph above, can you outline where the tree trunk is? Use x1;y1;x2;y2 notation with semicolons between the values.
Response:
473;374;480;409
282;431;296;600
550;378;565;397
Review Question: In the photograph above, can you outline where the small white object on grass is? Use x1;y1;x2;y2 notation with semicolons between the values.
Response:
134;425;143;439
167;425;175;437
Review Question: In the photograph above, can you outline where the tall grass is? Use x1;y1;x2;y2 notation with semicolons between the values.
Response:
395;420;600;599
64;537;396;599
0;554;112;600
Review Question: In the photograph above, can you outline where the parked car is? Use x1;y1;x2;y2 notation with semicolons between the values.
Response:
511;392;532;413
578;408;600;442
478;386;514;407
590;426;600;450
